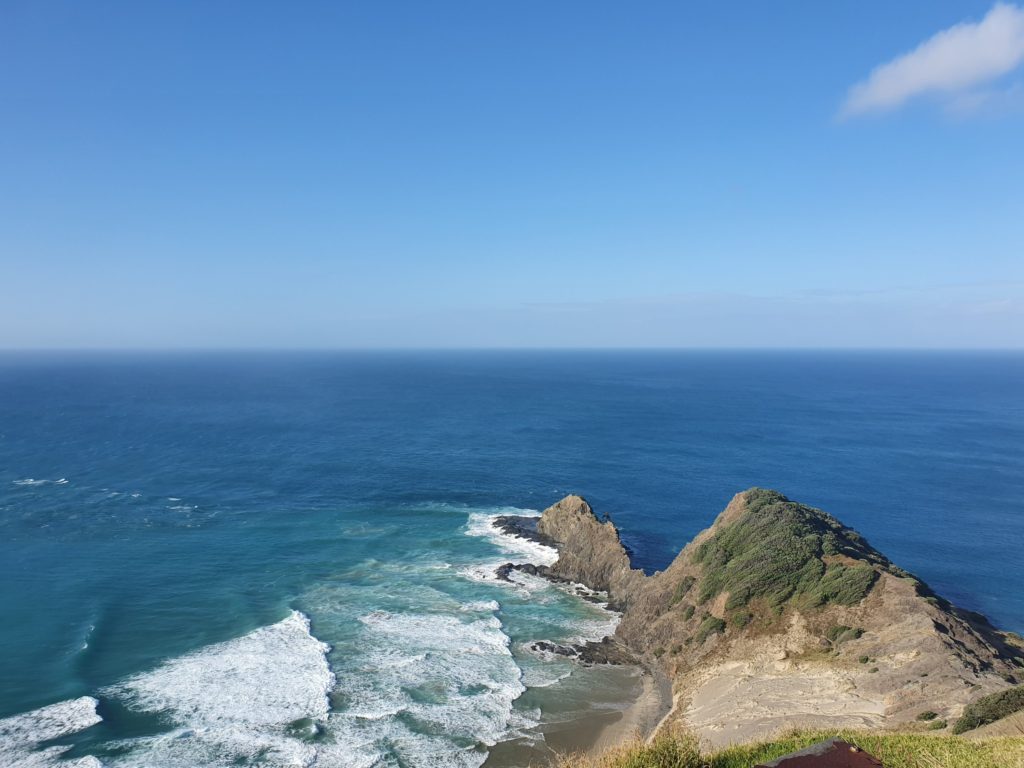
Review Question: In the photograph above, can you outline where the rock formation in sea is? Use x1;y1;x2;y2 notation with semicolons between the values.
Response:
531;489;1024;748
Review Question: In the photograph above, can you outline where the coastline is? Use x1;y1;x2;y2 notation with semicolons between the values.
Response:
580;666;673;756
484;664;671;767
485;512;675;763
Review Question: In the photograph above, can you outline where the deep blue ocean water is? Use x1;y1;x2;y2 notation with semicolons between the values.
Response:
1;350;1022;766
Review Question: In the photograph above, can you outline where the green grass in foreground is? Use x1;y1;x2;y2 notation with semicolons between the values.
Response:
555;729;1024;768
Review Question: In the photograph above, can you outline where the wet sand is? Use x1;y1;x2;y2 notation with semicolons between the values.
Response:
485;665;672;766
574;668;672;756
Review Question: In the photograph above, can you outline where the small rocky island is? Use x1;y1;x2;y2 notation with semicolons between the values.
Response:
503;489;1024;747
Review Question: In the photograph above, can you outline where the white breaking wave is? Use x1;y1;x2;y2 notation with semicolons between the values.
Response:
463;510;558;567
329;607;527;768
569;611;622;645
0;696;102;768
519;655;574;689
103;610;334;767
459;508;559;590
12;478;68;487
460;600;501;613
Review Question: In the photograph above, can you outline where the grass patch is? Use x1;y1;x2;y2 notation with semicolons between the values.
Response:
916;710;938;721
729;610;752;629
825;624;863;645
694;616;726;645
556;728;1024;768
670;577;696;607
953;685;1024;734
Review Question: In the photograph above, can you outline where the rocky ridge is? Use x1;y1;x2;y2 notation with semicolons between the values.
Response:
528;489;1024;747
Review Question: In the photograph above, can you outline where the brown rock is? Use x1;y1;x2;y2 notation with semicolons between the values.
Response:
754;738;882;767
536;495;646;601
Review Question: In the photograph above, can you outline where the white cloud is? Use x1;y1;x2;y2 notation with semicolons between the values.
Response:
841;3;1024;117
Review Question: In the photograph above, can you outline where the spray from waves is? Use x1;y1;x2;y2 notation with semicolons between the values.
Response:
459;508;558;587
99;611;334;767
463;509;558;566
0;696;102;768
326;603;527;768
12;478;68;487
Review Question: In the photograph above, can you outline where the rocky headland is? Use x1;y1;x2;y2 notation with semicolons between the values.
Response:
508;489;1024;749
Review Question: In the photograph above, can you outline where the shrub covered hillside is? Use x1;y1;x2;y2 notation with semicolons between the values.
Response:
692;488;896;619
953;685;1024;734
617;488;918;656
556;729;1024;768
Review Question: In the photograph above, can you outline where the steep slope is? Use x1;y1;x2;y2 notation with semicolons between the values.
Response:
535;489;1024;747
536;494;646;601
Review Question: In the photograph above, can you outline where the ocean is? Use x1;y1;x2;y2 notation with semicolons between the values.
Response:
1;350;1022;767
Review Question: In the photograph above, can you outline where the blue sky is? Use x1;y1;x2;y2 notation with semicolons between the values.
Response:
2;1;1022;348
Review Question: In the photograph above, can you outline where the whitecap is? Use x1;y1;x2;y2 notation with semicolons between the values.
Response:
456;562;506;585
0;696;102;767
11;477;69;487
520;661;574;689
461;600;501;613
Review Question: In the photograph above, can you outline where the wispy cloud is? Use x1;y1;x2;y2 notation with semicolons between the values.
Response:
841;3;1024;117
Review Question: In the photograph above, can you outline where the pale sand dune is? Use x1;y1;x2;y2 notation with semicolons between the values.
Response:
683;659;886;748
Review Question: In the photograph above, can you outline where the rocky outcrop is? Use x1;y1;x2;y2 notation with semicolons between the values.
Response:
535;495;646;600
530;637;637;666
535;488;1024;747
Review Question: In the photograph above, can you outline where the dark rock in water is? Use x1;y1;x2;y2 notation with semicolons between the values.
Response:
494;515;560;549
529;637;635;666
754;738;881;767
494;563;516;582
493;561;576;586
530;641;580;658
575;637;636;666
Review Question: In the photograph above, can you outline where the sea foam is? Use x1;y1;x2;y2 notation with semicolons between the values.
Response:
329;606;527;768
463;509;558;567
0;696;102;768
12;478;68;487
103;610;334;767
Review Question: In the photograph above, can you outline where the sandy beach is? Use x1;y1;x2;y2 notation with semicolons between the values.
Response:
483;664;672;766
580;668;673;755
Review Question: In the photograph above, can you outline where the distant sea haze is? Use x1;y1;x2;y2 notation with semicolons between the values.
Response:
0;350;1021;766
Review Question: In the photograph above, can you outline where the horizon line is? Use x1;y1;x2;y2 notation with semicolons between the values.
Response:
1;346;1022;354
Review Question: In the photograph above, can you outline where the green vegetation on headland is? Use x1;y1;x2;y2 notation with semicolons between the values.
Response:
692;489;889;624
953;685;1024;734
556;729;1024;768
538;489;1024;767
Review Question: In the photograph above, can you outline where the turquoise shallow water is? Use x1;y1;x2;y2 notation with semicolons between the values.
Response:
1;350;1022;766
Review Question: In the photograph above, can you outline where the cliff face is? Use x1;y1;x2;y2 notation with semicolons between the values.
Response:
536;489;1024;747
536;495;646;600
